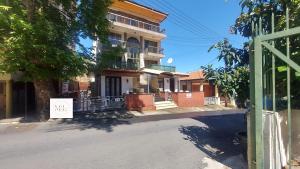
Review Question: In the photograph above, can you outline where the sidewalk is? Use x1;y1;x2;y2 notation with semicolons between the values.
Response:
130;105;235;116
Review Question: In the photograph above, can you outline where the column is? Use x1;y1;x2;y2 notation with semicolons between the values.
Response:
5;80;12;118
214;85;220;105
101;76;105;97
124;33;128;61
214;85;219;97
139;36;145;68
200;83;204;92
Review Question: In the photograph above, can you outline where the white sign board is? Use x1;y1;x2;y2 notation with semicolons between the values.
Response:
50;98;73;118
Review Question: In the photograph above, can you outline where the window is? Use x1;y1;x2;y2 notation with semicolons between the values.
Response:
144;40;158;53
108;33;121;45
144;60;158;67
144;40;158;48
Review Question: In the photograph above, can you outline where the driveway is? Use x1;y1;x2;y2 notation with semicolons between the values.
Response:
0;110;247;169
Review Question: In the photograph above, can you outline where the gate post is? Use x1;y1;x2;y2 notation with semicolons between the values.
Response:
251;37;264;169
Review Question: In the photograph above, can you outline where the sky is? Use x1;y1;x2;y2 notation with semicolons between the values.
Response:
82;0;247;73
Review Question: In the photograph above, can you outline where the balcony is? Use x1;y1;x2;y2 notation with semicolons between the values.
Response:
105;60;139;70
146;64;176;72
107;13;164;33
144;46;164;59
145;46;164;54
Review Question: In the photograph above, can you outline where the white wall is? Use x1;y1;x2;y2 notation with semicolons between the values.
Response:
140;53;145;68
121;77;133;94
174;77;179;92
164;78;170;92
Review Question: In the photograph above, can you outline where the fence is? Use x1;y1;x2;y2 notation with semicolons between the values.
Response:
74;96;125;112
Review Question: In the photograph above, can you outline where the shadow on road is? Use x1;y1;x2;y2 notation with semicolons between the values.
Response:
48;110;133;132
47;110;244;134
179;114;246;169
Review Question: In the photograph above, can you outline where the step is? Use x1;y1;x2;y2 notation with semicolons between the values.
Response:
156;105;178;110
154;101;173;105
154;101;178;110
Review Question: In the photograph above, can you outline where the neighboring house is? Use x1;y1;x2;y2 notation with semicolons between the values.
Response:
0;73;38;119
179;70;221;105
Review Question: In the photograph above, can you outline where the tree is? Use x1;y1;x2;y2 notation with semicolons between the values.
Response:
208;38;241;68
207;38;250;107
0;0;111;120
232;0;300;108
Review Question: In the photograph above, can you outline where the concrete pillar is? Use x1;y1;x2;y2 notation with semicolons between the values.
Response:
174;77;178;92
215;85;219;97
164;78;170;92
139;36;144;68
124;33;128;62
101;76;105;97
200;83;204;92
5;80;12;118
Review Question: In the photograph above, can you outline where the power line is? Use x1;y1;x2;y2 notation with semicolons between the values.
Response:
155;0;222;38
151;0;222;40
139;0;218;42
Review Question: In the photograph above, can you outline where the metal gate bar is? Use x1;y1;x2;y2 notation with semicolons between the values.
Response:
250;7;300;169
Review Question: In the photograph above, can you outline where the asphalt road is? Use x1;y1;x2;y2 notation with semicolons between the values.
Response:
0;110;247;169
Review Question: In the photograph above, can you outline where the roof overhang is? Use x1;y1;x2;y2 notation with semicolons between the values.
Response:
110;0;168;23
142;68;189;77
102;69;141;77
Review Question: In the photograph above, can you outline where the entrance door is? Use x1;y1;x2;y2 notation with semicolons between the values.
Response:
0;81;6;119
105;77;121;96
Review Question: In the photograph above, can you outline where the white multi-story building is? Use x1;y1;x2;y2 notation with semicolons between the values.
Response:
93;0;187;97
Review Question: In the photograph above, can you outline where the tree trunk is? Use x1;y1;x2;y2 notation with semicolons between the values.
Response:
33;79;56;121
224;96;228;107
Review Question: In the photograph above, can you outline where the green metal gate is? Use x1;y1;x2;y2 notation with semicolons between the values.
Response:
250;7;300;169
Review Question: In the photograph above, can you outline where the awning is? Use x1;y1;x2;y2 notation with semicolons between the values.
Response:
141;68;189;77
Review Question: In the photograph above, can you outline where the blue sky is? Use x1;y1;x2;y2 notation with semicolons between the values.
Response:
82;0;247;73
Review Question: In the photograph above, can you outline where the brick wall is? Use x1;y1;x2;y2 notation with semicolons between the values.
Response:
171;92;204;107
125;94;156;111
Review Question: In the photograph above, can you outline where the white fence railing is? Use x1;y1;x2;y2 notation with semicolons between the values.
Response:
74;96;125;112
107;12;163;33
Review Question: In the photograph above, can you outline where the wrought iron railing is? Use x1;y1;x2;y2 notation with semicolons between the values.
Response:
107;12;164;33
74;96;125;112
147;64;176;72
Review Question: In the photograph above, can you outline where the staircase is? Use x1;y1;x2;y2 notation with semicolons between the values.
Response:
154;101;178;110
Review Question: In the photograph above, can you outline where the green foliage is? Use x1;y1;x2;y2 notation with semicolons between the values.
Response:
95;44;126;72
208;38;241;68
0;0;111;81
206;38;250;107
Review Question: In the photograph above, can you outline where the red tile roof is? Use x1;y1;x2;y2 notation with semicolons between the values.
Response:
180;70;205;80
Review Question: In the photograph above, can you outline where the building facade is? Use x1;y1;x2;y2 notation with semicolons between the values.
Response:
93;0;186;99
179;70;221;105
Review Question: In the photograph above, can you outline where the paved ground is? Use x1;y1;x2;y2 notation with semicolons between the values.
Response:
0;110;247;169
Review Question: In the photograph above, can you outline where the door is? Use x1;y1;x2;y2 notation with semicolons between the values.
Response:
105;77;121;97
0;81;6;119
170;78;175;92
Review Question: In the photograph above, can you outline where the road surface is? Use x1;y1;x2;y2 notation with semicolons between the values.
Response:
0;110;246;169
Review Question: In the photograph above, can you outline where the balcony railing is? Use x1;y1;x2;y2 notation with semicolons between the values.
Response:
107;12;164;33
146;64;176;72
145;46;164;54
105;60;139;70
